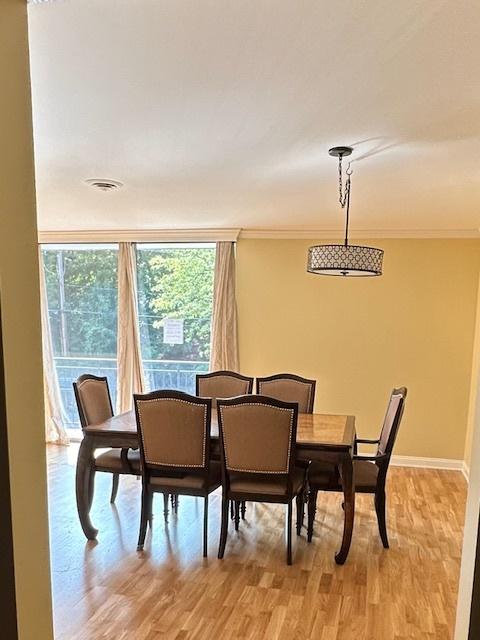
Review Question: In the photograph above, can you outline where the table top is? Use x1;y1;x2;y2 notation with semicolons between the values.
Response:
85;410;356;451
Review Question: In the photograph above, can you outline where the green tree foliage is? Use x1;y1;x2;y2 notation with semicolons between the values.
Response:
137;247;215;361
43;248;118;357
43;246;215;362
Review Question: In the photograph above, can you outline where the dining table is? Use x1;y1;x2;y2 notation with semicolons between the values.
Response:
75;411;356;564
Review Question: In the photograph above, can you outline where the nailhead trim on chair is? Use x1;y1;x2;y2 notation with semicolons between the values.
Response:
76;378;110;426
219;403;294;474
198;376;251;394
77;379;100;389
258;380;312;413
137;398;207;468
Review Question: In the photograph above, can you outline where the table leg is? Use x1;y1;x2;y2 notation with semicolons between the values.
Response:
75;434;98;540
335;453;355;565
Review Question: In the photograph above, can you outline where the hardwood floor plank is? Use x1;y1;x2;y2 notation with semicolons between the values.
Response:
47;445;466;639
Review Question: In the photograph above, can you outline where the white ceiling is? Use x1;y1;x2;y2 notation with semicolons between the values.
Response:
28;0;480;235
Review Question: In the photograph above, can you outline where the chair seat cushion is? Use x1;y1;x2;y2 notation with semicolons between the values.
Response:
229;467;305;498
308;458;379;491
95;448;140;474
149;461;221;493
353;459;379;489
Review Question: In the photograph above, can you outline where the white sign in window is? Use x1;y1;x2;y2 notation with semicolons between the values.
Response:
163;318;184;344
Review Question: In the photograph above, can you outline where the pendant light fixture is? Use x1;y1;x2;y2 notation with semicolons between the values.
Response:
307;146;384;277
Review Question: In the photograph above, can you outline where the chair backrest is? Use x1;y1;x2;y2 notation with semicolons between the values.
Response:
256;373;316;413
377;387;408;458
196;370;254;408
73;374;114;429
134;390;212;472
217;395;298;476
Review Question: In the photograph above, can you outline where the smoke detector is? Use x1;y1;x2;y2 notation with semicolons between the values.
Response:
85;179;123;192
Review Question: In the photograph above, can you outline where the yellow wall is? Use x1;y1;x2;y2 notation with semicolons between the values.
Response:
237;238;480;460
0;2;53;639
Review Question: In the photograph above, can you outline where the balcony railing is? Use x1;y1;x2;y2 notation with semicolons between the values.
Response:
55;356;209;427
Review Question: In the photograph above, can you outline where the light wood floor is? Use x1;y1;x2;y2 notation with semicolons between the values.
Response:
47;445;466;640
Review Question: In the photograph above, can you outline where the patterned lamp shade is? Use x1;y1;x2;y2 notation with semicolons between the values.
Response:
307;244;384;277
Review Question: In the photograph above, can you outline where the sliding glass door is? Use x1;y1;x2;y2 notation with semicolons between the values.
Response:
136;243;215;394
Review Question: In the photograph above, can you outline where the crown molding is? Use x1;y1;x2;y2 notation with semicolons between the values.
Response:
238;228;480;239
38;228;241;244
38;226;480;244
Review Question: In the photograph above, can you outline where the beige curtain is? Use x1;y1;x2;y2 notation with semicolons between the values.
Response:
210;241;239;371
39;250;69;445
117;242;145;412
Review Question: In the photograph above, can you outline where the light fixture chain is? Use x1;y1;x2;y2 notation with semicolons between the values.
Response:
338;156;351;208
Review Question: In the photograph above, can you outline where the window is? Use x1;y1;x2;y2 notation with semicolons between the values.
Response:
136;243;215;394
41;242;216;430
42;245;118;428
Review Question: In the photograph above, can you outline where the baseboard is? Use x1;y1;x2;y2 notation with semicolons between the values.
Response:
462;460;470;482
390;455;465;473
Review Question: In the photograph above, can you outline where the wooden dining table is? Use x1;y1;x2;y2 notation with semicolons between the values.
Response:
76;411;356;564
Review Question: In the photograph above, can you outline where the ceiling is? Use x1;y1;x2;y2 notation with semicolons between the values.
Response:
28;0;480;235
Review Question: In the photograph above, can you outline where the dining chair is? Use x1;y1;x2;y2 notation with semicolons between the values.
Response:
256;373;317;529
217;395;305;565
134;390;221;557
256;373;316;413
306;387;407;548
196;370;254;407
196;370;254;522
73;374;140;503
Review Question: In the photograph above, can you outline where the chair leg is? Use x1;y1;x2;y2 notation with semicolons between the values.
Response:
286;501;293;565
110;473;120;504
234;501;240;531
87;469;95;510
375;489;389;549
296;492;305;535
174;495;179;514
241;501;246;520
230;499;234;520
203;496;209;557
137;487;150;550
307;490;318;543
218;493;229;559
147;491;154;528
163;493;169;520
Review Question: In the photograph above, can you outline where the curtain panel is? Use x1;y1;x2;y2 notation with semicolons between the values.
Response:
39;250;70;445
210;242;239;371
117;242;145;412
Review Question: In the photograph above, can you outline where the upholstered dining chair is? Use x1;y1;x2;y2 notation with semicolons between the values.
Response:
196;370;254;407
256;373;316;413
134;390;221;557
306;387;407;548
196;370;255;522
73;374;140;503
217;395;305;565
256;373;317;528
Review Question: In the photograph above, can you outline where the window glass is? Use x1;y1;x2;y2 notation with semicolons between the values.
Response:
42;246;118;427
136;243;215;394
